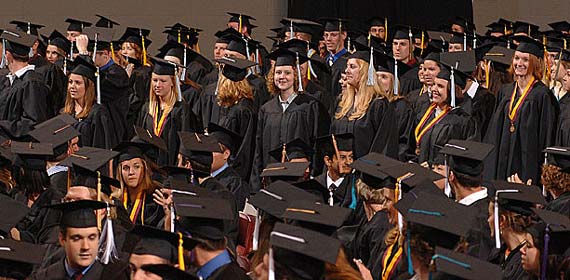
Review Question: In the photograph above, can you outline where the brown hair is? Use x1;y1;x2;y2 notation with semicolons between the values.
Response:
266;64;300;95
378;72;405;102
508;52;544;81
148;75;179;119
123;42;152;67
541;164;570;196
324;248;363;280
63;75;96;119
356;179;385;204
216;74;254;107
498;206;534;233
335;59;384;120
116;157;156;197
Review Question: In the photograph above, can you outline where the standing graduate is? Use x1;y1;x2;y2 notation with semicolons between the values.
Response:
554;50;570;146
64;18;91;41
406;52;441;117
484;37;559;184
322;18;350;98
330;47;398;160
391;26;422;95
137;57;201;166
37;29;70;115
0;29;50;139
250;48;330;191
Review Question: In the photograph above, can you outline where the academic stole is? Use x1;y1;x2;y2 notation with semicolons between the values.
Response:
414;103;451;155
153;104;169;137
381;232;403;280
123;190;145;225
508;77;536;133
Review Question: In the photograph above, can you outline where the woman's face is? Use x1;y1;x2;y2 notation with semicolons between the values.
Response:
520;233;541;275
274;65;295;92
151;73;173;97
562;69;570;91
68;74;86;101
46;45;61;64
431;77;449;105
377;71;393;94
121;42;137;59
418;63;425;83
339;73;348;91
513;51;530;77
121;158;144;188
487;201;496;238
345;58;361;88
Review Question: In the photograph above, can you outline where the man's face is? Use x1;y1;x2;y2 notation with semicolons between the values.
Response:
129;254;169;280
211;149;230;173
392;39;410;62
335;151;354;175
93;50;110;67
284;32;312;42
67;137;80;155
60;227;99;270
67;31;81;42
213;43;228;60
323;31;346;53
423;60;441;86
448;43;464;52
369;26;386;40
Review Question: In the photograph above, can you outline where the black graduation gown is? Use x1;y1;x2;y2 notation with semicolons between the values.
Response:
214;166;251;212
138;101;200;166
305;79;335;117
126;65;152;139
181;82;202;118
399;64;422;96
98;58;132;145
248;74;271;110
194;82;225;129
217;98;257;182
49;170;68;195
488;243;532;280
414;106;478;164
461;85;496;140
30;259;105;280
405;87;431;117
545;191;570;216
123;190;165;228
34;60;67;115
200;67;219;87
73;104;115;149
15;188;63;244
392;98;416;162
207;261;250;280
0;68;50;138
483;81;559;183
314;171;356;208
186;60;211;86
350;211;391;274
250;94;330;191
464;197;493;261
330;97;399;160
329;54;349;97
555;93;570;146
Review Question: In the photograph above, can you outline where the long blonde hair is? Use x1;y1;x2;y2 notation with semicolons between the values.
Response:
217;74;254;107
378;71;404;102
148;75;179;118
63;75;95;119
335;59;384;120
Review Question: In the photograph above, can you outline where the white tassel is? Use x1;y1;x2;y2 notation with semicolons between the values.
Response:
289;20;294;40
296;52;304;92
181;47;187;82
92;33;99;62
444;156;452;197
28;47;33;58
494;190;520;248
450;67;456;108
366;47;375;86
98;203;118;264
170;205;175;233
543;152;548;197
268;247;275;280
96;68;101;104
252;212;261;251
473;32;477;49
393;58;399;96
175;73;182;102
255;48;261;74
70;41;74;59
0;39;6;68
397;181;404;234
63;58;67;75
463;33;467;51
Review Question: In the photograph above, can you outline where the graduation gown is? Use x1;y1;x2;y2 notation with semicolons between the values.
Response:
545;191;570;216
461;85;496;140
329;54;348;98
194;82;225;129
250;94;330;191
314;172;356;208
399;64;422;96
0;68;50;138
98;58;132;145
405;87;431;117
186;60;212;86
126;65;152;139
464;197;493;261
488;243;532;280
214;166;251;213
15;188;63;244
414;106;478;164
305;79;335;117
483;81;559;183
330;97;399;160
138;101;200;166
30;259;105;280
248;74;271;110
392;98;416;162
181;82;202;118
555;93;570;146
73;104;115;149
200;67;219;87
123;189;165;228
217;98;257;182
34;60;67;116
207;261;250;280
350;211;391;275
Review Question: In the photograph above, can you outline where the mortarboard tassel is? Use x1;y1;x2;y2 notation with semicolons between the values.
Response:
175;68;183;102
289;20;294;40
66;168;71;193
564;38;568;50
444;155;452;197
170;205;175;233
181;47;188;82
110;42;115;62
493;189;519;248
177;232;186;270
96;68;101;104
268;246;275;280
420;31;425;57
98;202;118;264
384;18;388;43
27;22;31;35
0;39;6;68
140;31;147;66
214;65;221;95
92;33;99;62
406;229;414;276
429;254;471;280
252;211;261;250
195;41;201;54
463;33;467;51
307;60;312;81
394;58;399;96
540;227;550;280
450;66;456;108
347;37;352;54
296;52;304;92
281;143;287;163
177;30;181;44
239;15;243;34
473;31;477;49
484;60;491;89
543;151;549;196
331;134;341;206
28;47;34;58
255;48;261;74
366;47;375;86
97;171;102;231
70;41;74;59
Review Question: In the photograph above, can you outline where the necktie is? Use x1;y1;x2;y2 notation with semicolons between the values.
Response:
72;272;83;280
328;183;337;206
328;56;334;67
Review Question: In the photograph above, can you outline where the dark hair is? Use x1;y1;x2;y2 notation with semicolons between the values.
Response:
452;169;482;188
13;168;50;198
11;52;30;62
197;237;227;251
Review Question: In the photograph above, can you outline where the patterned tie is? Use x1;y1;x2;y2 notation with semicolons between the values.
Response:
72;272;83;280
328;56;334;67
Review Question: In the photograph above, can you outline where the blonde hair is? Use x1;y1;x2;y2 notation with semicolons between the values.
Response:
115;157;156;198
378;72;404;102
148;75;179;118
335;59;384;120
63;75;96;119
216;74;254;107
356;178;385;204
266;64;300;95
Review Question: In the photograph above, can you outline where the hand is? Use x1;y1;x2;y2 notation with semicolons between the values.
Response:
75;35;89;53
354;259;373;280
420;161;429;168
249;253;269;280
10;228;20;241
507;173;532;185
153;189;172;212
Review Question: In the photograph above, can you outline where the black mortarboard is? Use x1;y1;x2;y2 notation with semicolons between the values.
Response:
160;166;192;187
0;239;47;279
351;152;402;188
315;133;353;157
48;200;107;228
561;49;570;62
376;50;412;79
319;17;348;33
513;21;540;35
214;28;233;44
159;41;213;71
549;21;570;33
281;18;322;39
11;141;53;170
65;18;92;32
483;45;515;66
440;50;477;74
260;162;309;178
391;25;414;41
177;131;221;157
216;56;256;82
368;17;387;28
380;162;444;191
449;32;474;48
163;24;201;46
227;12;256;29
95;15;120;29
266;47;308;67
45;30;71;54
269;138;313;162
439;140;494;177
514;35;544;57
452;16;475;32
292;180;327;203
545;36;564;52
281;200;350;234
352;35;385;52
70;55;97;82
9;20;44;36
114;141;155;163
436;63;469;90
0;194;29;236
207;122;242;153
0;29;36;57
83;27;115;51
486;22;507;34
59;146;119;171
427;30;453;43
543;146;570;173
490;181;547;215
432;246;503;280
70;164;118;196
249;180;320;218
174;196;234;241
132;126;167;151
131;225;197;263
121;27;152;49
141;264;198;280
29;115;79;157
270;223;340;279
532;208;570;255
151;56;182;76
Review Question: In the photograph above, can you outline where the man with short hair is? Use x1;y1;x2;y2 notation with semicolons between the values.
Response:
322;18;349;97
392;26;422;95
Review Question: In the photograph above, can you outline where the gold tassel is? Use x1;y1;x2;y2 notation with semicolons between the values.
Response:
178;232;186;270
177;30;181;44
195;42;201;54
66;169;71;193
485;60;491;89
384;18;388;43
141;31;147;66
110;43;115;62
420;31;425;56
97;171;102;231
307;61;311;80
281;143;287;163
239;15;243;34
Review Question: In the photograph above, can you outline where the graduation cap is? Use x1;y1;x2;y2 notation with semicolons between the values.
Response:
151;56;182;76
141;264;198;280
549;21;570;33
260;162;310;178
483;45;515;66
59;146;119;172
216;56;256;82
0;194;29;236
70;164;119;196
70;55;97;82
227;12;256;30
452;16;475;32
45;30;71;55
315;133;353;158
121;27;152;50
545;36;565;52
83;26;115;52
391;24;415;41
543;146;570;174
9;20;44;36
178;131;221;157
368;16;388;29
439;140;494;177
436;62;469;106
0;29;36;57
160;41;213;72
514;35;544;58
375;50;412;95
319;17;348;33
249;180;319;219
486;22;508;35
350;152;402;188
132;126;167;151
28;115;80;157
214;28;234;44
163;23;201;46
269;222;341;279
281;200;350;235
380;162;444;194
95;15;120;29
0;239;47;279
432;246;503;280
269;138;313;163
513;21;540;36
280;18;322;39
207;123;242;153
131;225;198;266
65;18;92;32
532;208;570;255
174;196;234;241
48;199;107;228
10;141;53;170
113;141;156;163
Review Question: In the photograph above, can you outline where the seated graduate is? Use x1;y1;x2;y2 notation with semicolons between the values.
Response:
542;146;570;216
259;138;313;187
174;195;250;280
0;238;47;279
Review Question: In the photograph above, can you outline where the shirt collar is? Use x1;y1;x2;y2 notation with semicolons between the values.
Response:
47;165;68;176
211;162;229;178
99;59;114;71
278;93;297;104
197;249;232;279
8;64;35;84
326;172;344;189
458;187;488;206
64;258;94;278
466;81;479;99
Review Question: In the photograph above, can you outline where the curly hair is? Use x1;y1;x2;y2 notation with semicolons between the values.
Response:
356;178;385;204
541;164;570;196
216;74;254;107
266;64;300;95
